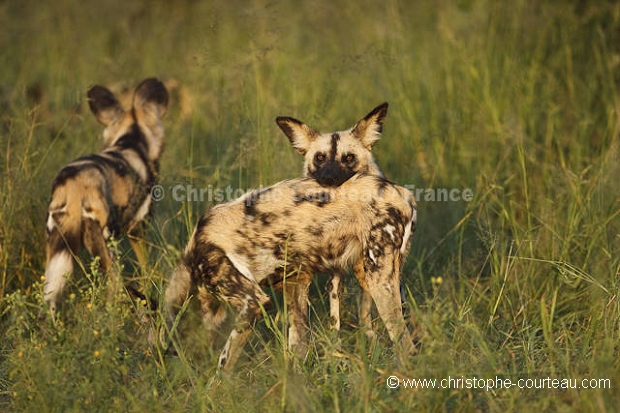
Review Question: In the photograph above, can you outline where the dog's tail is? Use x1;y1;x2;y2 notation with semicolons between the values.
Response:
164;262;192;324
43;185;83;318
150;261;192;351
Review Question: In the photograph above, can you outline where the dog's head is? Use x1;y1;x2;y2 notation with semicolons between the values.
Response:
87;78;169;161
277;103;387;187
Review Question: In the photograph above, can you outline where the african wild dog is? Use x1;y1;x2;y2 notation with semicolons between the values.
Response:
276;103;389;336
42;78;168;322
164;173;417;371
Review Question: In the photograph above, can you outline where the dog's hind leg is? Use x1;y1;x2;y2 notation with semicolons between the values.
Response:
82;217;121;304
198;285;228;343
82;218;112;270
211;256;271;372
285;272;312;359
218;308;254;373
218;282;270;372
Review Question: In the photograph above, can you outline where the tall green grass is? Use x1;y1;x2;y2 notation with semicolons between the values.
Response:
1;0;619;410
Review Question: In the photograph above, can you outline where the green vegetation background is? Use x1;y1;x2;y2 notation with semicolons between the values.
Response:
1;0;619;411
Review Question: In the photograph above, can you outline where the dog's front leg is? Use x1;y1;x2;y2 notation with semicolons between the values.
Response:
352;258;375;338
364;251;414;357
328;272;343;331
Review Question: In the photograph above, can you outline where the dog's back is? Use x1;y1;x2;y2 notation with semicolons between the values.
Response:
196;175;414;281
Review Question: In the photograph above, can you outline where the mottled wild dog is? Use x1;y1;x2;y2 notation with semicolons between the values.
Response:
43;78;168;322
276;103;388;336
164;174;417;372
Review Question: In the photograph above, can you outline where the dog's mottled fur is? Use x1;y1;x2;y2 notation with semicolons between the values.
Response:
164;173;416;371
276;103;388;335
43;78;168;322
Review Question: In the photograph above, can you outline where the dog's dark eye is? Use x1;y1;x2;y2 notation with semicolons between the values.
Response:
314;153;326;163
343;153;356;163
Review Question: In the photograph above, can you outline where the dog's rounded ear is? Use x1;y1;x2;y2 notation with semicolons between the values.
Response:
133;78;169;119
352;102;388;149
276;116;319;155
87;85;123;126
